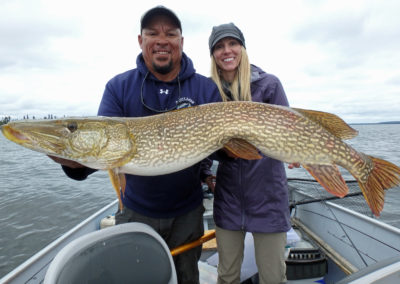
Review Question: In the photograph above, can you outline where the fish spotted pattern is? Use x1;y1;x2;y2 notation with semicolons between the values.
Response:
2;101;399;216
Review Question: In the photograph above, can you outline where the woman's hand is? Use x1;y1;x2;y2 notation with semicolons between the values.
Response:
288;163;301;169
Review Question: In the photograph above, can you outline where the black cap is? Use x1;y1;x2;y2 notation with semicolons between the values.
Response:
209;23;245;54
140;6;182;32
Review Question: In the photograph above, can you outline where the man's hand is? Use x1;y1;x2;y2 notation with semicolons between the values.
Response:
204;175;216;193
48;155;85;169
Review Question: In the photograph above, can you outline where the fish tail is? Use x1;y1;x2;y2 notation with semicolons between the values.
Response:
357;156;400;217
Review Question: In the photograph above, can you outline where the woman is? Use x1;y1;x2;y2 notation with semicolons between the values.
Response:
208;23;292;284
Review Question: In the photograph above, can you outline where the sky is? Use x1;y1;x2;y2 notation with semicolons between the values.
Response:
1;0;399;123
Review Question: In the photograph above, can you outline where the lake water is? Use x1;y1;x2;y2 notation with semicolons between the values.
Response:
1;123;399;278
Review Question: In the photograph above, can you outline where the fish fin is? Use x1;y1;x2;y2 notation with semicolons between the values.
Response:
120;173;126;197
223;138;262;160
108;169;126;211
302;164;349;197
357;156;400;217
293;108;358;140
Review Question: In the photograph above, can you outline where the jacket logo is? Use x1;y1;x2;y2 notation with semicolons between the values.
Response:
176;97;196;109
159;89;169;95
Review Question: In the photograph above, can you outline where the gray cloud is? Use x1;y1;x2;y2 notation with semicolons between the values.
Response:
0;2;81;70
386;76;400;86
0;0;399;124
292;8;400;73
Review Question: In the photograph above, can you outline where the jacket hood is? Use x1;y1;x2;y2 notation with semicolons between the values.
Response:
250;64;268;84
136;52;196;82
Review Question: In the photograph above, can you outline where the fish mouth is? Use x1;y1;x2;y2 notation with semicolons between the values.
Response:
1;125;29;144
1;123;65;155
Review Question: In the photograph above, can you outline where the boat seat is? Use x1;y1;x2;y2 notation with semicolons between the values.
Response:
43;222;177;284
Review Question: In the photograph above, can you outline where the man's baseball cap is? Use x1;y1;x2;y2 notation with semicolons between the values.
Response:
140;6;182;32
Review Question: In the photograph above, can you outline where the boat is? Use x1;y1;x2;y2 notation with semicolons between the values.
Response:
1;179;400;284
287;179;400;283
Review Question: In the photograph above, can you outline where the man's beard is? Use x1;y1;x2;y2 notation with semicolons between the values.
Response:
153;61;173;75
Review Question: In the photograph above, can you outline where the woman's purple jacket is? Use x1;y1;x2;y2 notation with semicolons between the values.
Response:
212;65;291;233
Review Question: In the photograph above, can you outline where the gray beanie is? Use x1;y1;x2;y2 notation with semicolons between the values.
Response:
209;23;245;54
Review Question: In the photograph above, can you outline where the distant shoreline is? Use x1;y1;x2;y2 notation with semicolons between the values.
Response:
1;118;399;126
350;121;400;125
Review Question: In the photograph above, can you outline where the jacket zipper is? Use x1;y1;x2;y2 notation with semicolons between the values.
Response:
239;159;246;231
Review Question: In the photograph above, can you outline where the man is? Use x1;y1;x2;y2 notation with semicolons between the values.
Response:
51;6;221;283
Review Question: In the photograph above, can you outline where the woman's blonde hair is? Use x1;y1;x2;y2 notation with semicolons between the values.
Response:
210;46;252;102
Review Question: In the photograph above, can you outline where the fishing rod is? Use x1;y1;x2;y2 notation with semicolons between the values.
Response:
288;178;361;208
290;190;365;207
288;177;371;267
191;178;368;257
170;230;216;256
287;177;357;183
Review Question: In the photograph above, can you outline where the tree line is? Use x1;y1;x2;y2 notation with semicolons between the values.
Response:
0;114;59;125
0;116;11;125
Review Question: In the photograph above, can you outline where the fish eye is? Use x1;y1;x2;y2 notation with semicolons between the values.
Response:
67;122;78;133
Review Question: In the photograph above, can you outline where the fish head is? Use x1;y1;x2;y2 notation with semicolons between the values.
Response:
1;118;136;169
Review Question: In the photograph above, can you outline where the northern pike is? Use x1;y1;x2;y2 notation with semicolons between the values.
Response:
2;101;400;216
